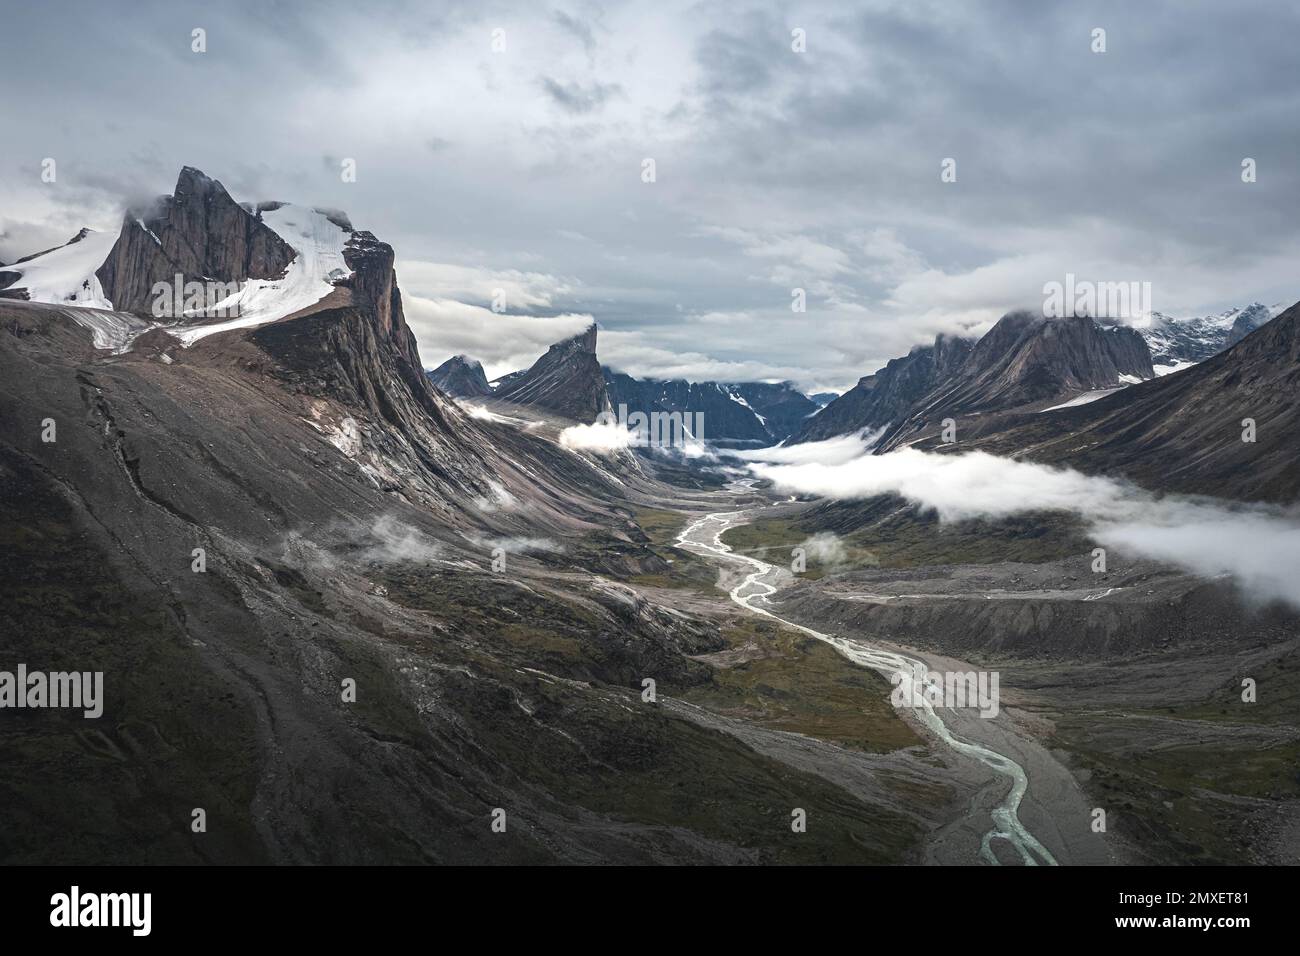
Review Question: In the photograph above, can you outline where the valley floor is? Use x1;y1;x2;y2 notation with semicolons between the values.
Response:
654;485;1300;866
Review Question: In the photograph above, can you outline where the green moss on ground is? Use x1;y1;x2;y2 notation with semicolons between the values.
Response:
683;616;922;754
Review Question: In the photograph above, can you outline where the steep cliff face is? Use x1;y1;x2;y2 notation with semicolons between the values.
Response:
428;355;492;398
0;287;743;864
912;313;1152;418
605;373;769;443
731;382;819;442
602;373;817;445
790;334;974;444
95;167;296;315
494;324;611;421
0;165;941;867
957;301;1300;502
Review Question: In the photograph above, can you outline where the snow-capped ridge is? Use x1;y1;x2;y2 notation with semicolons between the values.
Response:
0;227;117;309
173;202;354;346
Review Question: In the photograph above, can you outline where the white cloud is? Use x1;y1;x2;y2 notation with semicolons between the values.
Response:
734;429;887;466
558;420;632;454
749;448;1300;610
599;328;813;384
5;1;1299;395
797;532;848;568
396;259;577;310
403;295;593;379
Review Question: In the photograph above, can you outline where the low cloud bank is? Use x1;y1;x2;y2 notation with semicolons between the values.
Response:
749;447;1300;610
559;420;716;460
559;421;633;454
734;429;884;467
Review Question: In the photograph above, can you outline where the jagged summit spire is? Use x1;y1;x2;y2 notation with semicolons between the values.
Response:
493;323;609;421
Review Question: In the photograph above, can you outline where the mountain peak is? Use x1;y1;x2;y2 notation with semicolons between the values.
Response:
97;166;298;315
494;324;609;421
557;322;598;353
429;353;492;398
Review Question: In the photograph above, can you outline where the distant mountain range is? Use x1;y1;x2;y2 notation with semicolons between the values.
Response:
1135;303;1282;373
792;311;1153;446
603;374;817;445
429;299;1288;453
432;334;821;444
789;303;1286;450
919;300;1300;502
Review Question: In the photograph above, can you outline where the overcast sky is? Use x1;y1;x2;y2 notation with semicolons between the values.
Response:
2;0;1298;391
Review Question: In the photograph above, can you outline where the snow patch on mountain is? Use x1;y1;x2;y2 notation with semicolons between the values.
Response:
1153;359;1195;376
1135;302;1286;373
1040;387;1125;412
172;205;352;346
0;228;117;309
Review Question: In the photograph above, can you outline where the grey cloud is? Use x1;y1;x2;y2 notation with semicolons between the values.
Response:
553;9;597;56
538;75;624;114
751;445;1300;611
1;0;1296;392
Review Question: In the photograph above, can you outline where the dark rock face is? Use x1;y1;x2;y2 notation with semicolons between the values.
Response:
603;374;817;445
252;229;467;461
605;373;768;444
0;294;769;865
1225;302;1273;347
731;382;819;442
494;324;611;421
95;167;295;315
912;313;1152;418
0;273;25;299
875;313;1153;451
791;334;975;444
962;300;1300;502
428;355;492;398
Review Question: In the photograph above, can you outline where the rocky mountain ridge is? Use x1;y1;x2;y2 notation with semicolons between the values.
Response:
427;354;492;398
491;323;611;422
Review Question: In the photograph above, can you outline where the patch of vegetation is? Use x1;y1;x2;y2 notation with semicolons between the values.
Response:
371;566;930;863
1147;648;1300;727
379;564;715;688
632;506;690;546
1053;716;1300;864
683;616;921;753
720;517;879;580
624;507;720;593
856;511;1090;568
792;504;1092;570
449;651;927;863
